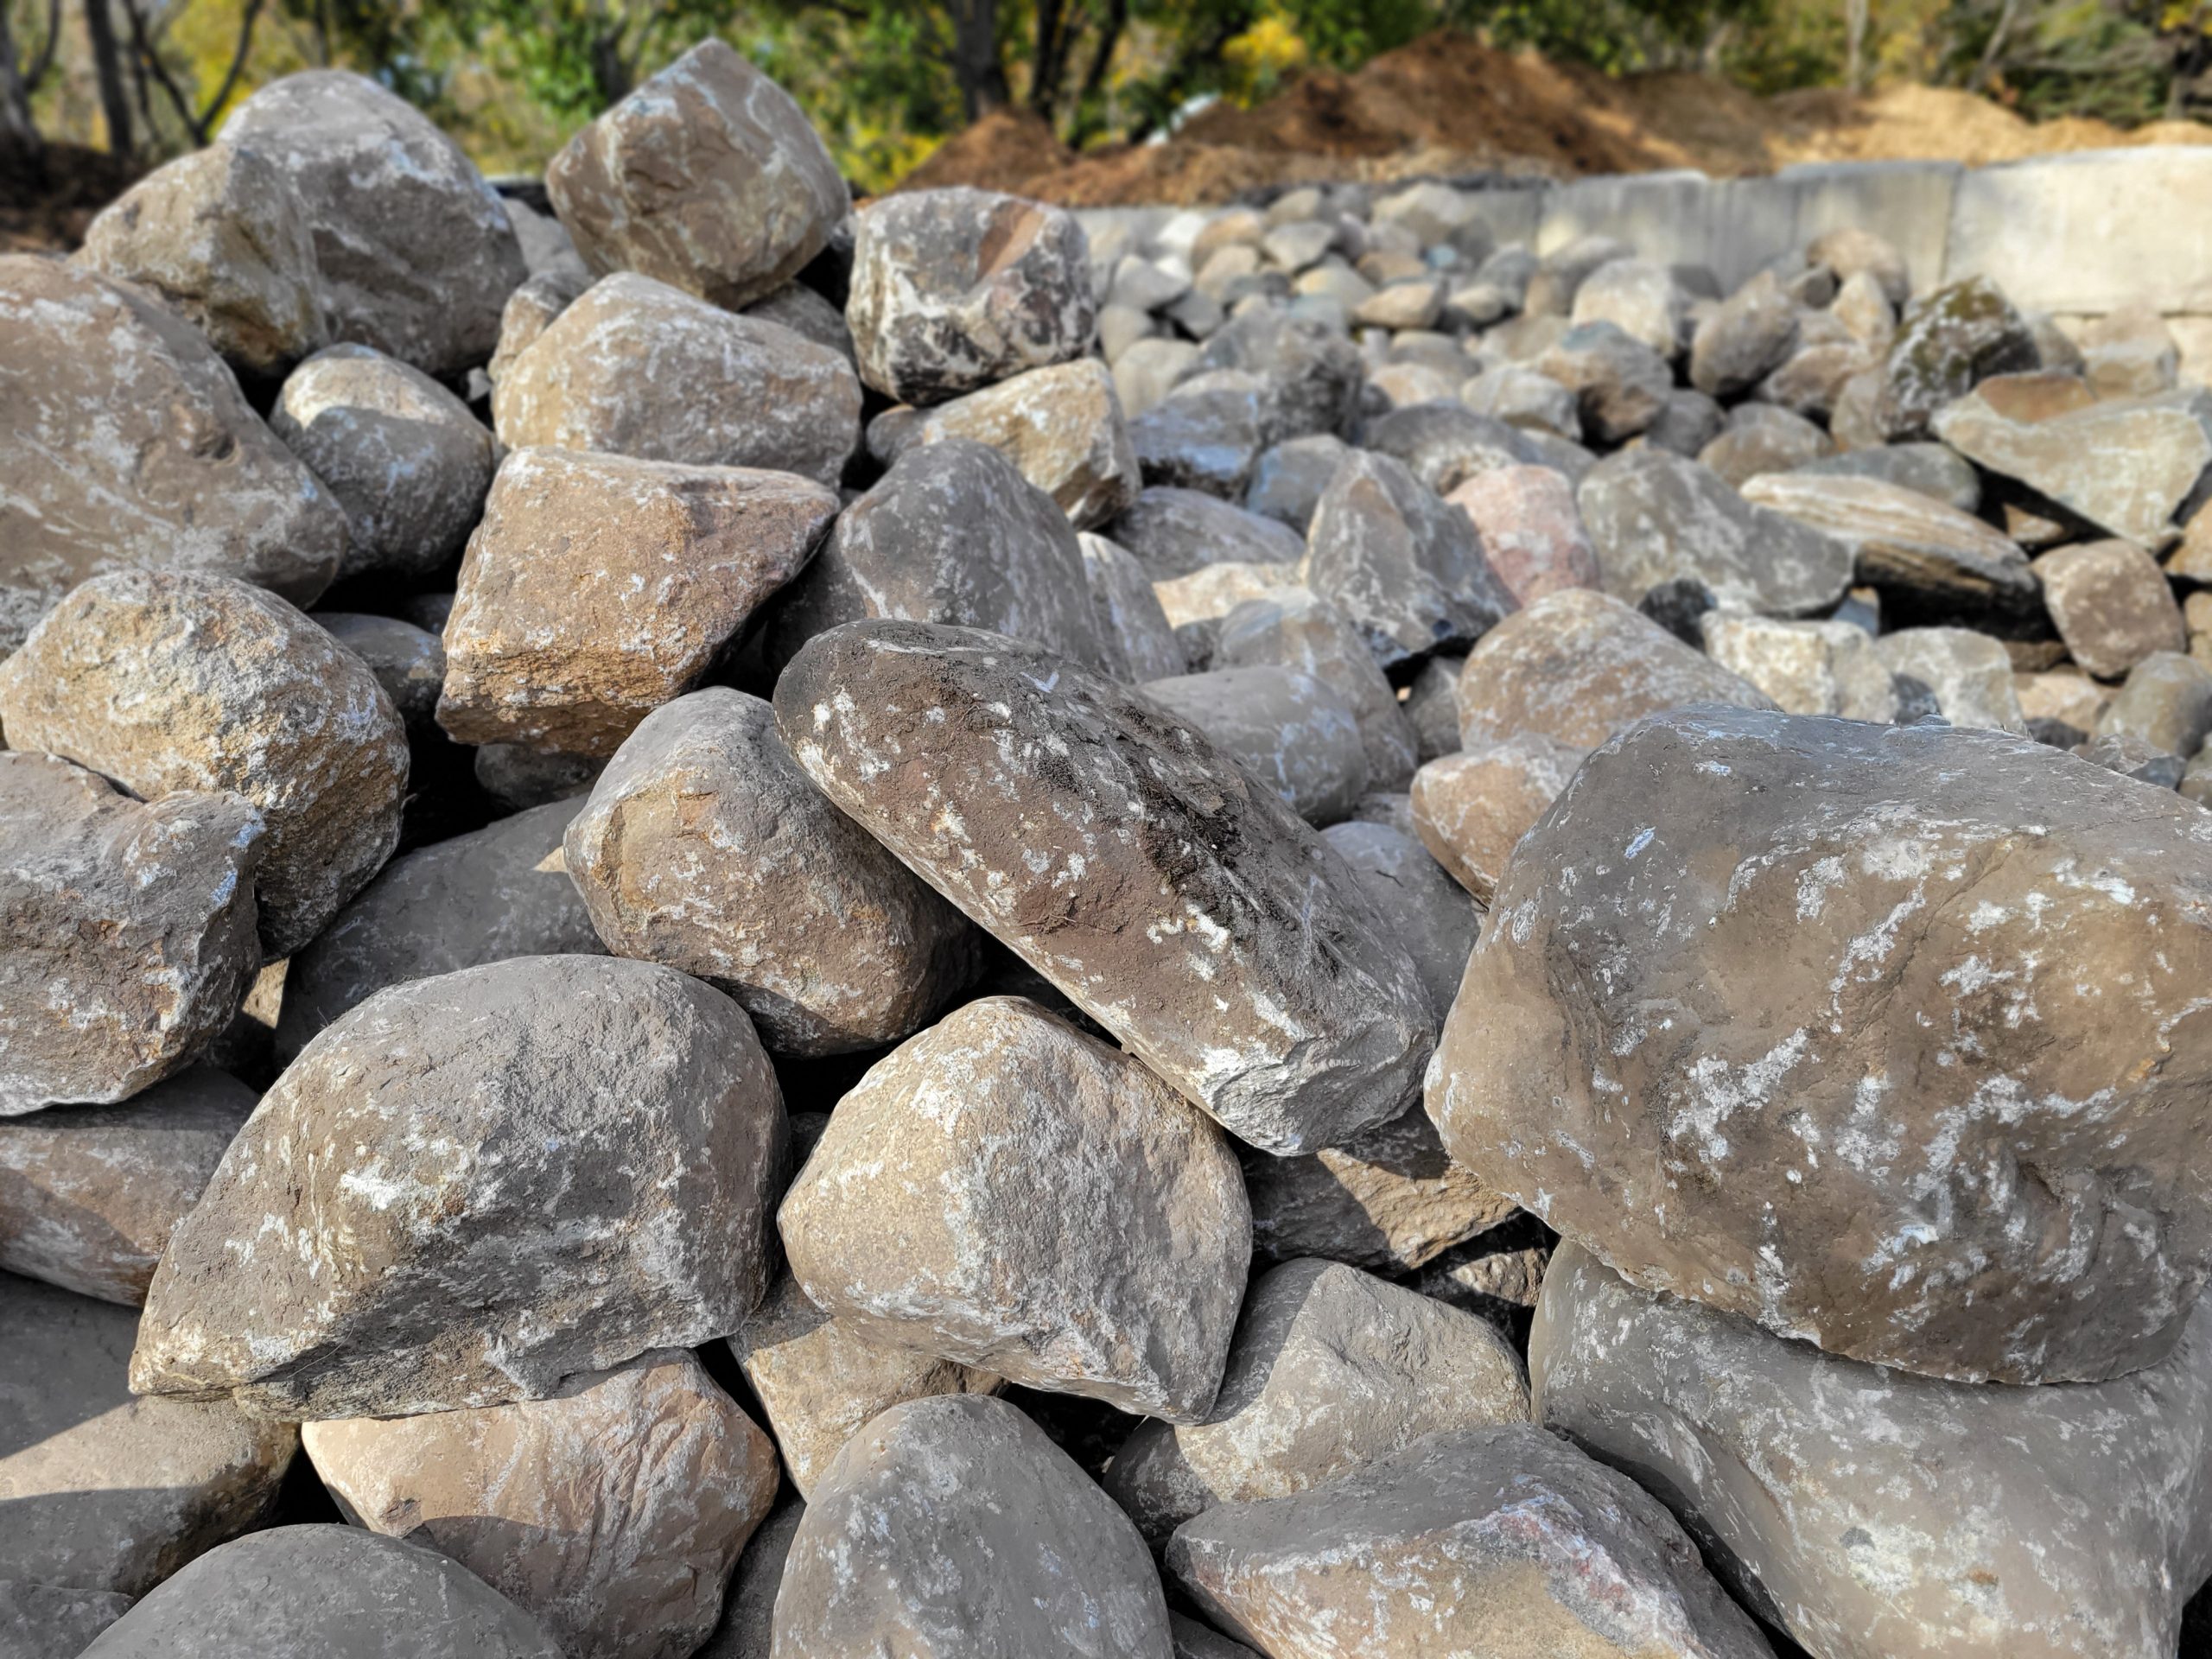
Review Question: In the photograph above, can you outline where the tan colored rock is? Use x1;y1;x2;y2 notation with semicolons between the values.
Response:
1876;625;2028;731
0;571;407;960
1935;387;2212;548
2016;666;2108;734
438;448;836;758
2033;537;2187;680
305;1351;780;1659
1411;737;1586;904
488;269;586;387
1152;563;1303;632
1700;612;1898;721
2096;651;2212;756
0;257;346;651
1444;463;1600;607
546;40;846;311
1142;665;1370;825
906;358;1141;529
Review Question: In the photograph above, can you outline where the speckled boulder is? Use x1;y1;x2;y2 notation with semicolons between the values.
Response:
1876;276;2037;440
2036;537;2190;679
1410;736;1587;904
0;1581;133;1658
904;357;1141;529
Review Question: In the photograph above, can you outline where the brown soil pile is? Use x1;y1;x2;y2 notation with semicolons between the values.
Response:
895;105;1076;195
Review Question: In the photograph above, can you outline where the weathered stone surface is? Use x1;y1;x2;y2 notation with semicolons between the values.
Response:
220;72;525;377
75;145;327;377
1535;1243;2212;1659
1171;1611;1261;1659
1245;434;1351;532
2018;665;2108;734
1082;531;1186;681
1536;321;1672;443
270;344;493;582
0;1067;252;1305
729;1275;1000;1497
305;1350;780;1659
1456;589;1776;750
773;1395;1170;1659
1698;406;1830;490
774;621;1436;1154
1;1275;295;1596
1185;309;1362;440
0;572;404;961
1411;736;1586;905
566;689;977;1054
1792;440;1981;512
1361;404;1536;497
1167;1423;1775;1659
1131;372;1276;499
133;956;787;1418
1112;485;1306;582
1690;271;1800;398
274;798;600;1059
488;269;586;387
317;612;445;734
1875;626;2028;730
1579;449;1853;617
1700;612;1898;721
2075;731;2183;786
695;1497;800;1658
2033;537;2187;679
1404;655;1463;762
438;448;836;757
849;188;1095;404
1116;335;1201;417
1877;276;2038;440
1936;387;2212;549
0;1580;133;1658
1643;386;1729;457
2097;651;2212;756
1444;462;1600;607
903;357;1139;528
1110;1260;1528;1545
1143;665;1369;825
1318;819;1478;1021
0;257;346;650
1415;1216;1554;1331
0;757;262;1116
547;41;845;312
1571;257;1686;358
1154;565;1303;644
76;1527;563;1657
493;274;861;486
780;996;1249;1419
1434;705;2212;1382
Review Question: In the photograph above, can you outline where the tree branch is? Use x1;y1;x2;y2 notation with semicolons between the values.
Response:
25;0;62;92
199;0;266;130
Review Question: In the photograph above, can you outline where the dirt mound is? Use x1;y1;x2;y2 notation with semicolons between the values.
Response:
895;105;1075;196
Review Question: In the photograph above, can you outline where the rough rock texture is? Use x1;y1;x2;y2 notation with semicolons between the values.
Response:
2033;538;2187;680
75;1527;563;1658
1215;588;1420;791
1535;322;1673;443
0;571;407;960
1154;564;1305;638
1166;1424;1776;1659
219;72;525;376
0;257;346;650
1112;486;1307;582
1082;531;1186;681
489;270;588;386
319;613;447;734
1875;626;2028;731
1934;387;2212;549
848;188;1096;404
74;144;327;378
1411;736;1587;904
779;996;1249;1421
0;1580;133;1659
1;1275;295;1597
1689;272;1799;398
1534;1243;2212;1659
274;798;601;1059
2100;652;2212;755
305;1350;780;1659
1875;276;2037;440
1318;820;1478;1020
270;344;494;582
1700;613;1898;722
132;957;787;1419
1445;463;1600;607
0;756;264;1116
1185;310;1362;441
493;274;861;486
696;1497;800;1658
546;40;847;311
0;1067;254;1304
437;448;836;756
565;688;978;1054
728;1274;1001;1497
1109;1260;1530;1544
1455;589;1777;749
1432;706;2212;1383
773;621;1436;1154
1171;1612;1262;1659
904;358;1141;529
1142;665;1369;825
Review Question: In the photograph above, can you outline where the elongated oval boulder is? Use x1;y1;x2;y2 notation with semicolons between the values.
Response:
131;956;787;1419
1431;706;2212;1383
772;1395;1171;1659
564;688;979;1054
779;996;1249;1421
772;621;1436;1154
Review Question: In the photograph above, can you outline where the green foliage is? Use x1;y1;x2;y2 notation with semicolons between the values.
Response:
1442;0;1768;73
1937;0;2172;120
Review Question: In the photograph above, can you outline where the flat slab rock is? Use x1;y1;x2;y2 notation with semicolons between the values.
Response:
772;620;1435;1154
1535;1243;2212;1659
132;955;787;1419
1431;706;2212;1383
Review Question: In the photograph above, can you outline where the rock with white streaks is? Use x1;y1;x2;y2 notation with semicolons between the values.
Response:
1935;387;2212;550
901;358;1141;528
1410;736;1587;904
1699;613;1898;722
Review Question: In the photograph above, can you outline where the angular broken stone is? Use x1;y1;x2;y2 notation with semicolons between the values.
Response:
1113;485;1306;582
1689;270;1799;398
2;1275;296;1596
1184;308;1362;440
728;1274;1001;1497
1213;588;1416;791
1143;665;1369;826
1935;387;2212;549
902;357;1140;529
318;612;446;735
1166;1423;1773;1659
780;996;1249;1420
849;188;1095;404
773;1395;1170;1658
304;1350;780;1659
437;448;836;757
2099;652;2212;757
1792;440;1981;512
1082;531;1186;681
0;757;263;1116
0;257;345;650
2034;537;2188;679
1700;613;1898;721
1874;626;2028;731
1319;819;1478;1023
1445;463;1600;607
1876;275;2038;440
270;344;494;583
0;1067;253;1305
1535;1243;2212;1659
1154;565;1304;642
493;274;861;486
1109;1260;1529;1545
565;689;978;1054
1411;736;1586;905
1535;321;1671;443
1462;363;1581;440
1433;705;2212;1382
547;41;847;312
774;621;1437;1154
220;71;525;377
1245;434;1352;532
488;269;586;387
0;571;408;960
696;1497;801;1658
1456;589;1776;750
1130;371;1278;499
74;144;327;378
1361;404;1538;497
1697;405;1829;489
1579;449;1853;617
132;956;788;1418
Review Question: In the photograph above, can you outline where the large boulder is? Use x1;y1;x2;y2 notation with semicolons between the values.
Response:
0;1581;133;1658
0;257;345;651
131;957;787;1419
1432;706;2212;1383
547;41;847;311
0;571;408;961
772;621;1436;1154
1875;276;2037;440
219;71;525;376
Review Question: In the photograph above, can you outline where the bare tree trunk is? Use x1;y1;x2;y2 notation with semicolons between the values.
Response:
948;0;1007;122
84;0;135;157
0;3;41;158
1970;0;2019;92
1029;0;1066;118
1846;0;1869;92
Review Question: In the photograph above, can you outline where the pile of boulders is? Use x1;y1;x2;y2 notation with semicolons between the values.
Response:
4;29;2212;1659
